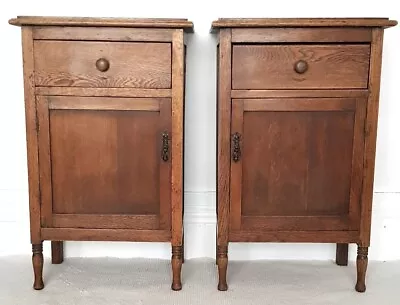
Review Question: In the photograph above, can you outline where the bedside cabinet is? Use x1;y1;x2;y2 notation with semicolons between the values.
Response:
212;18;396;292
9;16;193;291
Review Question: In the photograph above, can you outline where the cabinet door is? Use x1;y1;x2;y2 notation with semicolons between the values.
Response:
37;96;171;231
230;98;366;232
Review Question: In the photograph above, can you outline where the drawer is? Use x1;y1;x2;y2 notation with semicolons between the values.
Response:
34;41;171;88
232;44;370;89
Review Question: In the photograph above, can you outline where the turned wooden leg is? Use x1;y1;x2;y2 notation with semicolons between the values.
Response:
51;241;64;264
217;245;228;291
336;243;349;266
355;246;368;293
32;243;44;290
171;246;183;291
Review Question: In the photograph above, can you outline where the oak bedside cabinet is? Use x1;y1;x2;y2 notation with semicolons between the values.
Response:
212;18;396;292
9;16;193;291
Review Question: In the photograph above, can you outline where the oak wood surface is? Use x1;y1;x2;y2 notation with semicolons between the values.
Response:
52;214;159;230
34;41;171;88
241;216;352;231
14;15;189;291
229;99;243;231
48;96;163;111
51;241;64;264
171;30;184;247
217;29;232;247
33;27;174;41
21;27;41;244
41;228;171;242
211;18;397;31
232;45;370;89
231;89;368;99
360;29;384;247
10;16;194;32
232;28;372;43
48;104;164;216
229;231;359;243
36;96;53;227
214;18;395;291
159;100;172;230
36;87;171;98
336;243;349;266
241;98;356;111
231;98;362;233
171;30;184;288
216;29;232;291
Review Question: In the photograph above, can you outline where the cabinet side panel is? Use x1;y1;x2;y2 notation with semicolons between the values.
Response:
360;29;384;246
21;27;41;243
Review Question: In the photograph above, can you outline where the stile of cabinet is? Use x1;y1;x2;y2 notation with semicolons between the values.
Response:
9;16;193;291
212;18;397;292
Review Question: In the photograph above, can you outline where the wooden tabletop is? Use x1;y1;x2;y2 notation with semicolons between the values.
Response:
9;16;194;32
211;18;397;32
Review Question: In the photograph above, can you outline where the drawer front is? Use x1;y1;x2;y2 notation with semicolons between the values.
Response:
232;44;370;89
34;41;171;88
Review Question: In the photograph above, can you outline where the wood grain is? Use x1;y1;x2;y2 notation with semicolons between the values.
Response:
232;28;372;43
48;96;163;111
159;99;172;231
232;45;370;89
41;228;171;242
13;16;189;291
336;243;349;266
51;241;64;264
360;29;384;247
171;29;184;246
217;29;232;247
10;16;194;32
36;96;53;227
242;98;356;111
33;27;174;42
36;87;171;98
229;100;243;231
211;18;397;31
49;106;162;216
231;89;369;99
240;104;355;221
21;27;41;244
34;41;171;88
52;214;159;230
229;230;359;243
348;98;367;230
242;216;351;231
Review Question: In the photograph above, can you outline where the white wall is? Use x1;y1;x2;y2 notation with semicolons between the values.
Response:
1;0;399;261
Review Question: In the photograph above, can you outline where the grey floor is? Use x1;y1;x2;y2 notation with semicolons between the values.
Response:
0;256;399;305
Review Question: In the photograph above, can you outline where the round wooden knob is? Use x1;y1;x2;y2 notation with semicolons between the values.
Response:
95;58;110;72
294;60;308;74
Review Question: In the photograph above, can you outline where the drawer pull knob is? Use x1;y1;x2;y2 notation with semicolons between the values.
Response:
232;132;241;162
162;132;169;162
95;58;110;72
294;60;308;74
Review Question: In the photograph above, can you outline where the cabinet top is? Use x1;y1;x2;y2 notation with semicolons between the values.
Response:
9;16;194;32
211;18;397;32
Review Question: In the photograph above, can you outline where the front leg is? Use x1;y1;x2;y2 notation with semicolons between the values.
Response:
171;246;183;291
217;245;228;291
32;243;44;290
355;246;368;292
